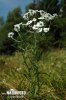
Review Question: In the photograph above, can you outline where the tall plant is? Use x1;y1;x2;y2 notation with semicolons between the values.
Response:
8;9;58;99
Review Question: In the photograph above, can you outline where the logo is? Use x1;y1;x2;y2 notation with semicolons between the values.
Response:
1;89;26;99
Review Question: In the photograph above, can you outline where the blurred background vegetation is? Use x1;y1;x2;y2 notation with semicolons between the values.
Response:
0;0;66;100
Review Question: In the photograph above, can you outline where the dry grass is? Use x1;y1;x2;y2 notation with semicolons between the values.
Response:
0;49;66;99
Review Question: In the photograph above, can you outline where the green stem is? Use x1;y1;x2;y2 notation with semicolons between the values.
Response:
34;33;37;55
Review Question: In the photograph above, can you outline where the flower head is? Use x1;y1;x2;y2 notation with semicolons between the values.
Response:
8;32;14;38
14;23;22;32
43;28;50;33
36;21;44;27
26;20;33;26
8;9;58;35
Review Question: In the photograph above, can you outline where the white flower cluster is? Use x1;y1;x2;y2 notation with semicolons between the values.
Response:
8;9;58;38
23;9;37;20
32;21;44;33
22;9;57;33
23;9;58;21
26;18;37;26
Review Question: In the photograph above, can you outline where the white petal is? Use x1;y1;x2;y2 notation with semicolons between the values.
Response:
43;28;50;33
38;28;43;33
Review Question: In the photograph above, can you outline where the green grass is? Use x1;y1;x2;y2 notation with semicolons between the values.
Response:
0;49;66;100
